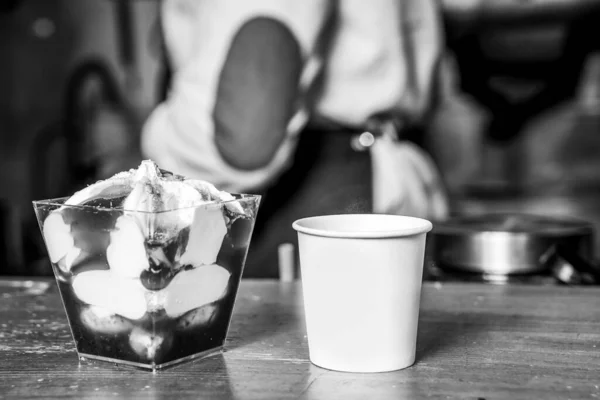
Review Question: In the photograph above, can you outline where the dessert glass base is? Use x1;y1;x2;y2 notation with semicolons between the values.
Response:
78;346;223;371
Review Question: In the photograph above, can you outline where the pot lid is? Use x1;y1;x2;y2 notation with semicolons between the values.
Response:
432;213;594;236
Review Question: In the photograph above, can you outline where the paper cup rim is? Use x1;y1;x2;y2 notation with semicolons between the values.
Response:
292;214;433;239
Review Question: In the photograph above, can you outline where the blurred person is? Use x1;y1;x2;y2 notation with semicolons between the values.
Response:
132;0;449;277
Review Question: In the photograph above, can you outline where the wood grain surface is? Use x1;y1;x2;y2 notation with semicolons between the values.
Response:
0;278;599;400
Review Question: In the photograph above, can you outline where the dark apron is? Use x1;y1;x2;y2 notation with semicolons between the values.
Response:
242;127;372;278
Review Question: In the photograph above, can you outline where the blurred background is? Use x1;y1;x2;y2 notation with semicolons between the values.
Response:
1;0;600;278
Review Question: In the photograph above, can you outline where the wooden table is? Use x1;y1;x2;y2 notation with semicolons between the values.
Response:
1;278;599;400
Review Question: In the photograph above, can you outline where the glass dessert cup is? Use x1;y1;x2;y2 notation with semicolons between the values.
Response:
33;194;260;371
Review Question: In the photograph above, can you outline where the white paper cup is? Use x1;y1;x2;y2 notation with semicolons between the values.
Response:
293;214;432;373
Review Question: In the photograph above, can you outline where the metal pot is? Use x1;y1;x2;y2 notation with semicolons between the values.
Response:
429;213;594;275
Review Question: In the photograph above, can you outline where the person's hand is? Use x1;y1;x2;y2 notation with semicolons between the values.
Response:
371;137;449;221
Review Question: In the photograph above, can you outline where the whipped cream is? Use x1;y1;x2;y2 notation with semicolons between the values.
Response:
42;160;239;273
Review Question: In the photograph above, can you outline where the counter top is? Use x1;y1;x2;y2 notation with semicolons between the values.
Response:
0;278;599;399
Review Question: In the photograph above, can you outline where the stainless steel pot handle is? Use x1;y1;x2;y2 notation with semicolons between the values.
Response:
541;244;600;285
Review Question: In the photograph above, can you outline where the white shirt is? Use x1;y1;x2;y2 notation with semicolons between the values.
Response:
141;0;447;219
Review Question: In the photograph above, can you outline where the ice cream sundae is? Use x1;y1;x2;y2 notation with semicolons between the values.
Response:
33;160;260;370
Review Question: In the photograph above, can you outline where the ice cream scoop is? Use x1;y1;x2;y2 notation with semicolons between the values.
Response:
107;215;150;279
